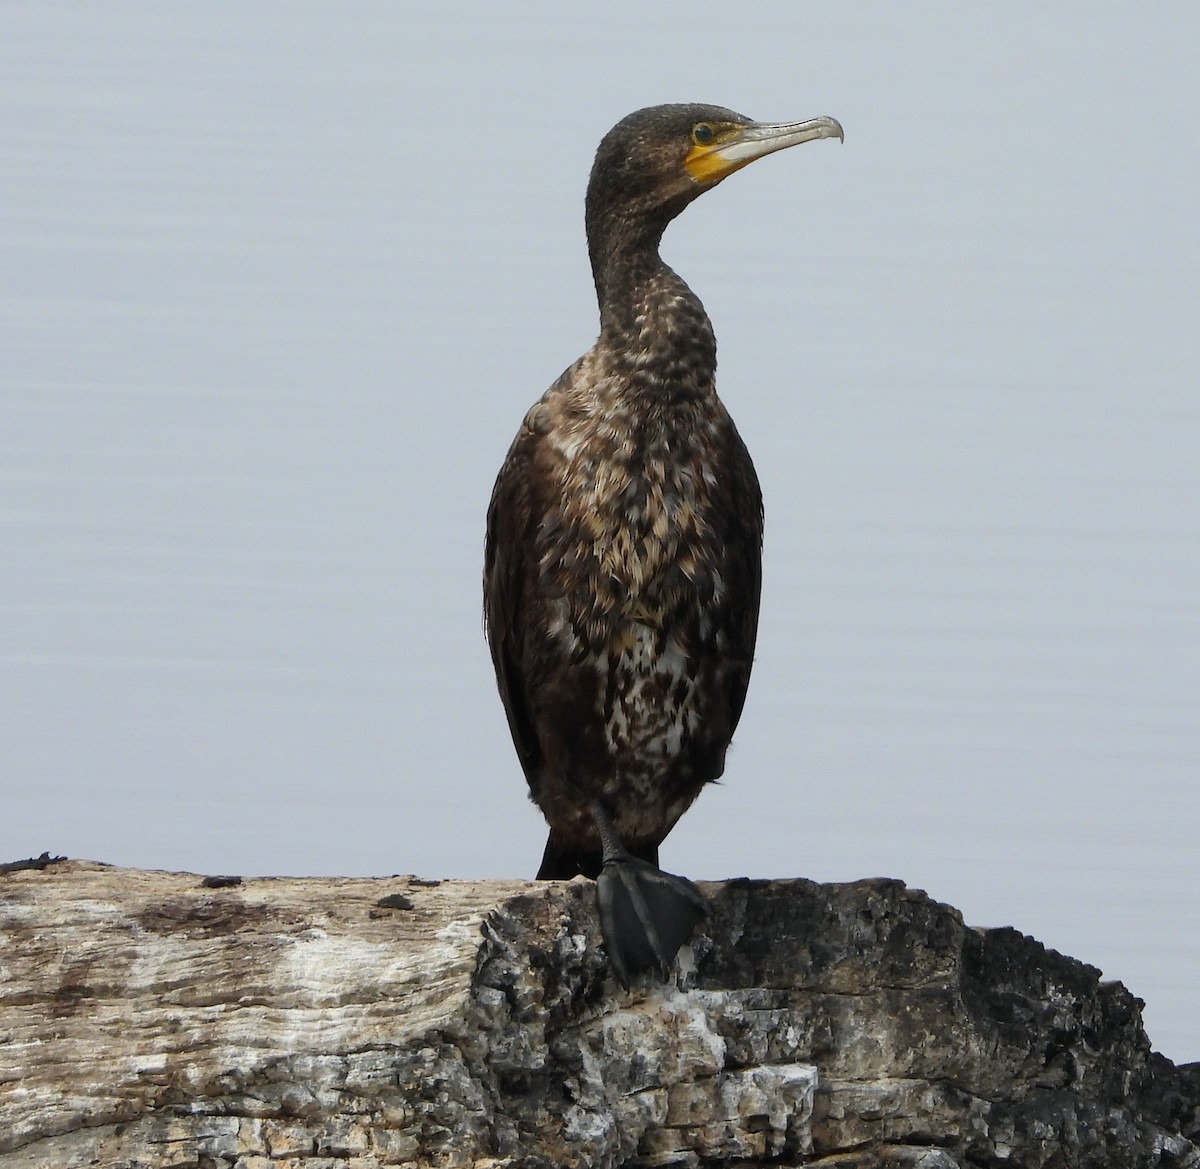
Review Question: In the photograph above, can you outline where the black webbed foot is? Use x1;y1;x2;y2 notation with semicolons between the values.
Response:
591;802;708;989
596;853;709;988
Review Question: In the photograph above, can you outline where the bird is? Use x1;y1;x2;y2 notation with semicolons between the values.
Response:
484;103;842;987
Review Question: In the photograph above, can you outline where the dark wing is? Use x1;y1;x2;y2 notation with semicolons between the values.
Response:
716;421;764;737
483;417;544;790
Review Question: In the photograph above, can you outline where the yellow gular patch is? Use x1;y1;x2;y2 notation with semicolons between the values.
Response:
684;141;750;186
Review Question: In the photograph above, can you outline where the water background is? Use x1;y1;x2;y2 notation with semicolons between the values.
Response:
2;5;1197;1061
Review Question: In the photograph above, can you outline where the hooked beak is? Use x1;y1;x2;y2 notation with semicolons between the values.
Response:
684;115;844;186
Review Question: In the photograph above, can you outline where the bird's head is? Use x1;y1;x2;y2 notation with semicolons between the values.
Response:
585;103;843;259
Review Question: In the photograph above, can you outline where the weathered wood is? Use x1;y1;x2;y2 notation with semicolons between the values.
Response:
1;860;1196;1168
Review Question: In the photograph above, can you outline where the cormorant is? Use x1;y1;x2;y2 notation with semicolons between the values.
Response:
484;103;842;987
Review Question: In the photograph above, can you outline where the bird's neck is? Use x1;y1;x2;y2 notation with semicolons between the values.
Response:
589;228;717;395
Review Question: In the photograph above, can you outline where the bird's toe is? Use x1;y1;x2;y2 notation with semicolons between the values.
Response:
596;855;708;988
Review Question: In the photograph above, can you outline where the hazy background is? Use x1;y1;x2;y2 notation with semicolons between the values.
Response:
2;5;1196;1060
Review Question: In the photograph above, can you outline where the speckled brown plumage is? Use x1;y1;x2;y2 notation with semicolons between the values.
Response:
485;104;769;882
484;107;841;947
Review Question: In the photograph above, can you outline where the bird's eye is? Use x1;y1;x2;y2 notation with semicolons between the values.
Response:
691;123;715;146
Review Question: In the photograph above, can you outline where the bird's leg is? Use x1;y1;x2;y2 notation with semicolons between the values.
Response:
592;803;669;967
590;800;708;989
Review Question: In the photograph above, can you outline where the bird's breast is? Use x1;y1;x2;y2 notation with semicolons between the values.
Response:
539;406;728;645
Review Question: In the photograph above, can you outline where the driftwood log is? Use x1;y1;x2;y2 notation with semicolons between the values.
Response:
1;860;1196;1168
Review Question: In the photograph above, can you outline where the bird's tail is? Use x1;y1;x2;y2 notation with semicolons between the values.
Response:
536;831;657;881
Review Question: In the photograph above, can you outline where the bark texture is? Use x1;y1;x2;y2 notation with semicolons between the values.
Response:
1;860;1196;1168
